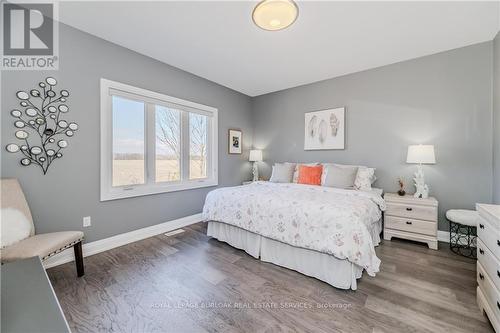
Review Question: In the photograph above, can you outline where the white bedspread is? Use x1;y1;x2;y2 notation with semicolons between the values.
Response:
202;181;386;276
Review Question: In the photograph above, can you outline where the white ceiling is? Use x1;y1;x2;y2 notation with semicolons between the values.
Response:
59;1;499;97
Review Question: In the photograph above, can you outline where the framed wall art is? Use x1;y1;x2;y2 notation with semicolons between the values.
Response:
304;107;345;150
228;129;242;154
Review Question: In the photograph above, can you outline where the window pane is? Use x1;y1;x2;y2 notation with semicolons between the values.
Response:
112;96;145;187
189;113;208;179
155;106;181;182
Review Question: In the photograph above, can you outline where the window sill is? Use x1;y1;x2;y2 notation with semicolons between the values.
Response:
100;179;218;201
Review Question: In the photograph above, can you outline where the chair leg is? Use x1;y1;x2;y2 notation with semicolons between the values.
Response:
73;241;84;277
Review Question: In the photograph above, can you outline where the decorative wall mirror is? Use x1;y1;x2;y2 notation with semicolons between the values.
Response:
5;77;78;174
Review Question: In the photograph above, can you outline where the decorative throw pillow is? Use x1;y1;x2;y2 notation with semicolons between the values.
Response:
269;163;296;183
322;164;359;189
320;163;334;184
1;208;32;248
354;167;376;191
292;163;319;183
297;165;323;185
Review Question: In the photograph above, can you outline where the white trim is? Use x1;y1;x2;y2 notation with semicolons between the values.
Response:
42;216;451;269
438;230;477;246
104;80;218;114
43;213;203;269
437;230;450;243
100;78;219;201
102;176;218;201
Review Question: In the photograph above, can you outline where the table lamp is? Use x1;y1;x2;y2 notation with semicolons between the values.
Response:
406;144;436;199
249;150;263;182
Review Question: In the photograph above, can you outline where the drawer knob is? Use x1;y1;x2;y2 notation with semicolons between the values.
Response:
479;248;484;255
406;221;413;225
497;270;500;278
498;301;500;310
479;273;484;280
406;207;413;211
498;240;500;247
479;224;484;229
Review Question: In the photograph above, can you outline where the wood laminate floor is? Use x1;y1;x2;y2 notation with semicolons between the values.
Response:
48;223;495;333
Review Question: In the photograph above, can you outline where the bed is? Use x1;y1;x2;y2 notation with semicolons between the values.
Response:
202;181;386;290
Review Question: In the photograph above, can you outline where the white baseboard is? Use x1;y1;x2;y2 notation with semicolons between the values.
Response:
437;230;450;243
438;230;478;246
43;216;453;269
43;213;203;269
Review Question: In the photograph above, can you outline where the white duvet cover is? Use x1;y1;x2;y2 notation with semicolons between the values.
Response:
202;181;386;276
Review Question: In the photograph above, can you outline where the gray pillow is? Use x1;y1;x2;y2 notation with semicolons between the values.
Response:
270;163;296;183
322;164;359;189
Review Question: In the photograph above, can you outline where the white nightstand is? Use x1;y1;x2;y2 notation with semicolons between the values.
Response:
383;193;439;250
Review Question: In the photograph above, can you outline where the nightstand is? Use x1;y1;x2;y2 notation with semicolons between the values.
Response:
383;193;439;250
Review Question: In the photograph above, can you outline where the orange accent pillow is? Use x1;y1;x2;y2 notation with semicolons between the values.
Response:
297;165;323;185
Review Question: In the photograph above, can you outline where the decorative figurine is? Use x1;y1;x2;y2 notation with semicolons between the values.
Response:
397;177;406;196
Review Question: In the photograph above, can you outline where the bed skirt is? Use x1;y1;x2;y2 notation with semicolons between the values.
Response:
206;220;382;290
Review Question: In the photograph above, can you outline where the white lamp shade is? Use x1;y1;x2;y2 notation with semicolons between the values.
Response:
406;145;436;164
249;150;263;162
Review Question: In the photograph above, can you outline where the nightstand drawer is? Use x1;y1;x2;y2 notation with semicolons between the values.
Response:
478;239;500;292
385;216;436;236
386;202;437;221
478;216;500;260
477;262;500;324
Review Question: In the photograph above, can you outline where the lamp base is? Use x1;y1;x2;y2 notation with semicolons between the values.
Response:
413;164;429;199
414;192;429;199
252;162;259;182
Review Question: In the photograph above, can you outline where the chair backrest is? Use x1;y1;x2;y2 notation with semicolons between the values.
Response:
1;179;35;236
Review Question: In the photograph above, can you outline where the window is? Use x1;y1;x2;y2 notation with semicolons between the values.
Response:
112;96;145;187
100;79;218;201
189;112;208;179
155;105;181;182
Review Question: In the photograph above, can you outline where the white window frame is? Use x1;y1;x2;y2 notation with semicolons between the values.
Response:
100;78;218;201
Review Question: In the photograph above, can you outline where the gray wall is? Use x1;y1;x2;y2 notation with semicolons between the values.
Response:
1;24;253;242
1;22;496;240
252;42;493;231
494;32;500;204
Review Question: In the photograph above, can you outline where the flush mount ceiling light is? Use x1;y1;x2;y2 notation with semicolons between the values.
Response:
252;0;298;31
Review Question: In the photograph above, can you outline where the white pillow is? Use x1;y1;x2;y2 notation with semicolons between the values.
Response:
321;163;334;184
321;163;352;184
322;163;376;185
322;164;359;189
270;163;296;183
292;163;319;183
354;167;376;191
1;208;32;248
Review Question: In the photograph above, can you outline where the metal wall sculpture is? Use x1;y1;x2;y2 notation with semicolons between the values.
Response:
5;77;78;174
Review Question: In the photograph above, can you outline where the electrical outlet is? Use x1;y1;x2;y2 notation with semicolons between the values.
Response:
83;216;91;227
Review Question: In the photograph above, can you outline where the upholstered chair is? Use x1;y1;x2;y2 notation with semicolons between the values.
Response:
0;178;85;276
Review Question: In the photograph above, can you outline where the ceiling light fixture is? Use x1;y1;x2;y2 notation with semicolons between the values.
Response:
252;0;298;31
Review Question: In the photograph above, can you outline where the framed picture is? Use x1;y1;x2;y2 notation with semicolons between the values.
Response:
228;129;242;154
304;107;345;150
